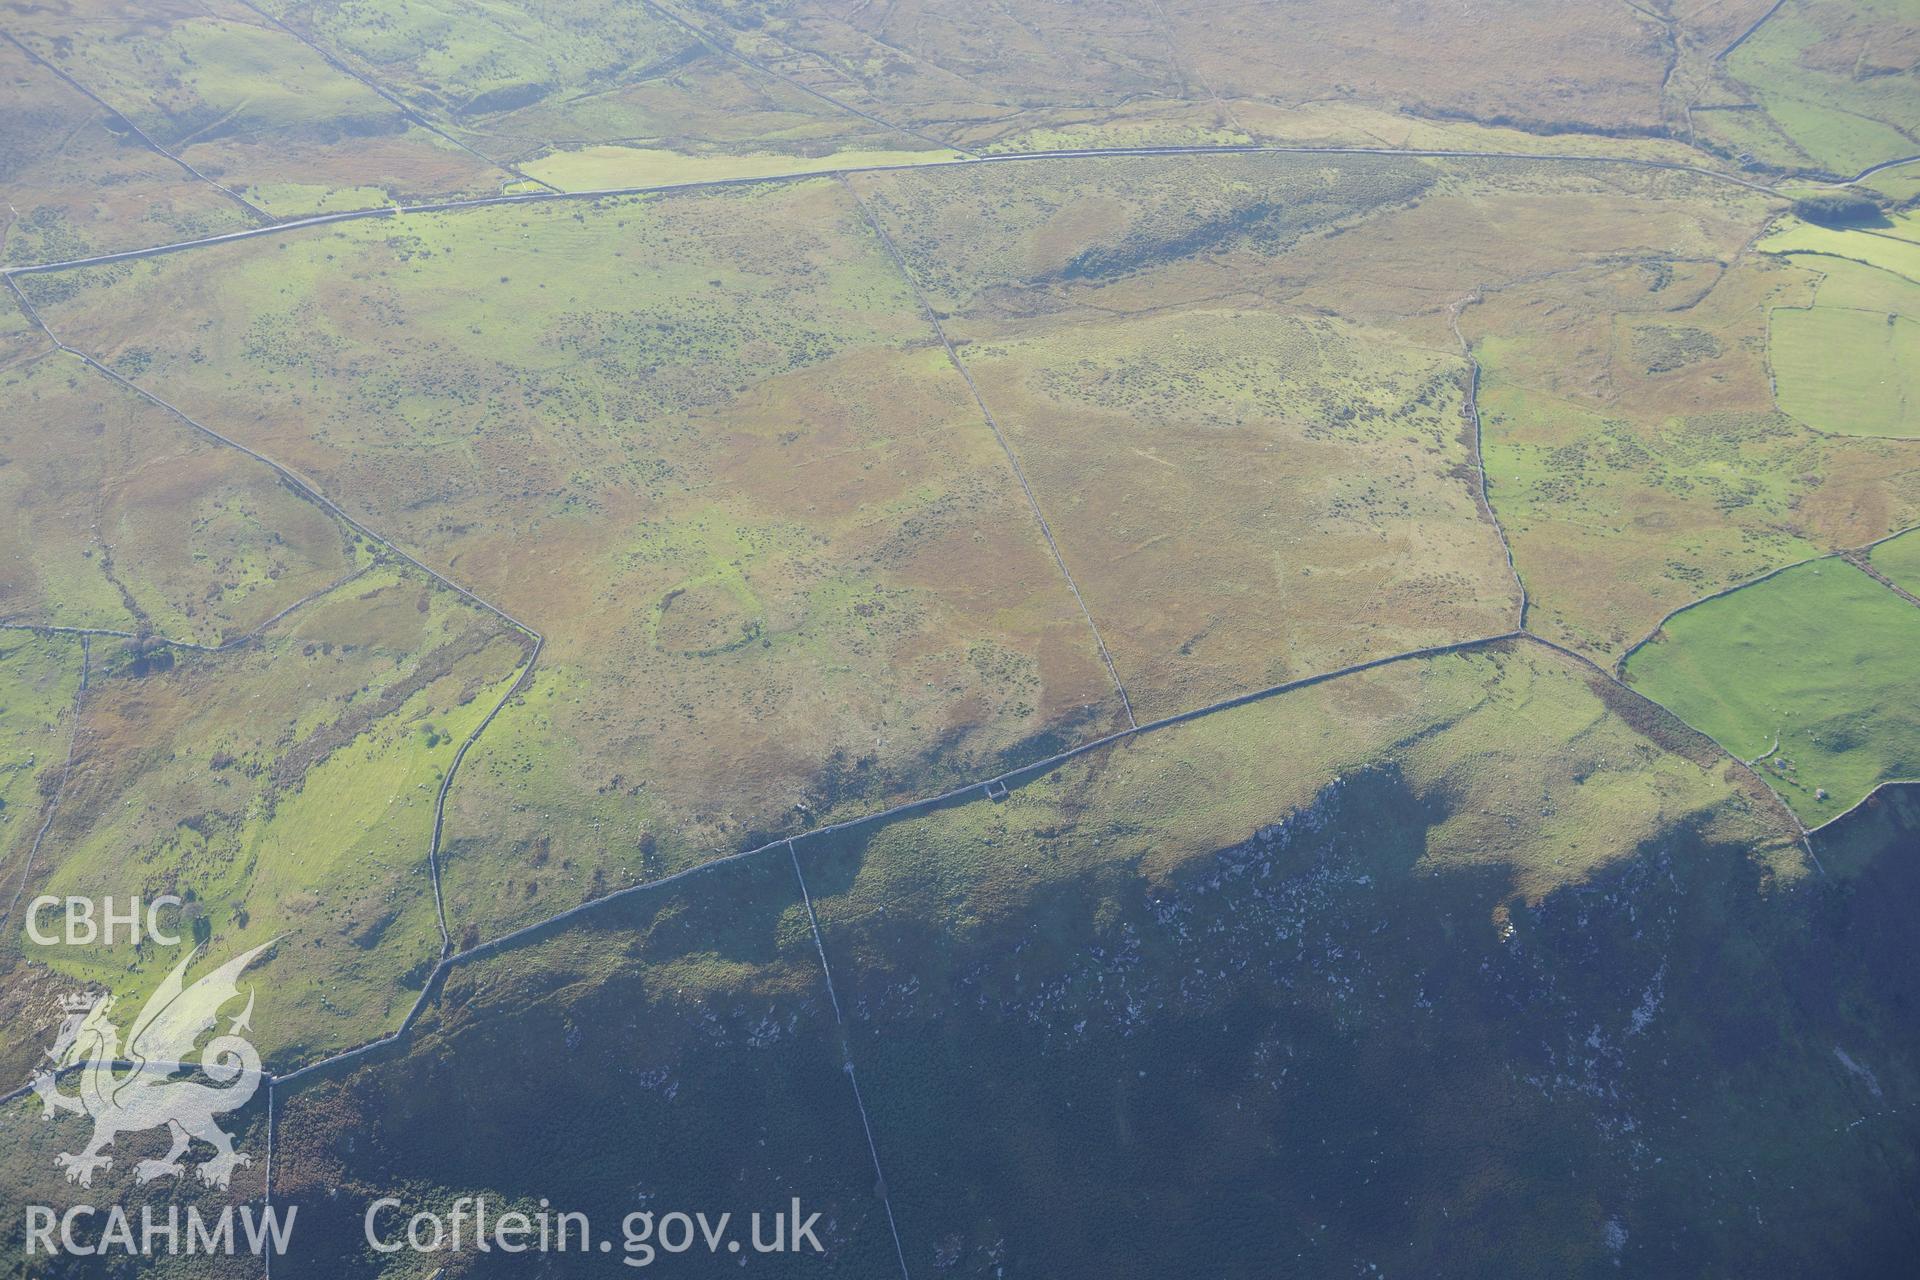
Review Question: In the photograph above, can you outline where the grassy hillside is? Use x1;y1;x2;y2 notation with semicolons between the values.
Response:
197;640;1920;1279
1871;527;1920;593
1625;559;1920;821
4;562;532;1071
1772;305;1920;436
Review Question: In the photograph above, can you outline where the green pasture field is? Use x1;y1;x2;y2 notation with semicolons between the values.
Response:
1771;305;1920;437
6;563;531;1071
1689;99;1808;169
1465;243;1920;661
1869;527;1920;594
1761;216;1920;284
1714;0;1920;176
1855;166;1920;204
1624;558;1920;821
1790;250;1920;315
1480;385;1821;651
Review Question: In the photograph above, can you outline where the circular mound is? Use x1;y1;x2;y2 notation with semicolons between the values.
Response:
654;582;762;656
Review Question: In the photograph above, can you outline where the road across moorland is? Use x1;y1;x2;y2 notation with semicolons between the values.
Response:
3;131;1903;1116
0;141;1795;281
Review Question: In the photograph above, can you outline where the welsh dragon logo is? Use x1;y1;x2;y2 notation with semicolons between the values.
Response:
32;939;276;1189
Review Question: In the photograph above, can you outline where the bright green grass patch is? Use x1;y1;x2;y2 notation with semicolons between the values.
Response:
1761;219;1920;285
522;144;964;192
1870;528;1920;595
1722;0;1920;175
436;659;678;939
1691;101;1809;170
1791;252;1920;315
1626;559;1920;821
1860;166;1920;205
1871;212;1920;247
20;564;532;1067
1771;307;1920;437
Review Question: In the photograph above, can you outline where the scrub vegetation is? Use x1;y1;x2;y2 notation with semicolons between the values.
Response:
4;5;1920;1274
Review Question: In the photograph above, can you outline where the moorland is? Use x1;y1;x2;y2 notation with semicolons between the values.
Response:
2;2;1918;1276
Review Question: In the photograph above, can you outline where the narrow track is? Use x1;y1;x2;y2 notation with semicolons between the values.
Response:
1;32;273;225
4;276;545;969
227;0;559;196
0;562;372;654
1449;291;1530;629
789;841;913;1280
843;177;1139;728
639;0;973;160
0;141;1791;281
